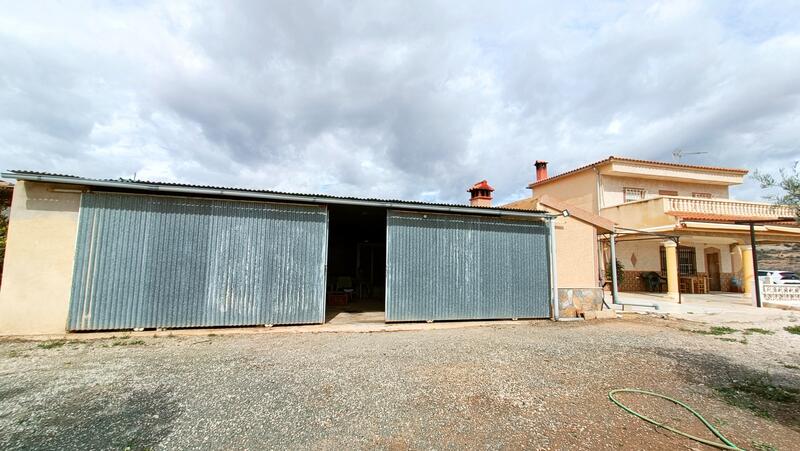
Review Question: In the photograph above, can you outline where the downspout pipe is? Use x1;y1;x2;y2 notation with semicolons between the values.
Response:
610;232;620;305
547;217;560;321
610;232;659;310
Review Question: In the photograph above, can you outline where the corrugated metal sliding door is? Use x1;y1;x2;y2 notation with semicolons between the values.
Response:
68;193;328;331
386;210;551;322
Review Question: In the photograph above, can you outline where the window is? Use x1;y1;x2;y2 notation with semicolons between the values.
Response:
660;246;697;276
623;187;646;203
692;192;712;198
658;190;678;196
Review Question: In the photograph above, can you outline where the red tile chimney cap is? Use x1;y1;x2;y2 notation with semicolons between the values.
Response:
467;180;495;192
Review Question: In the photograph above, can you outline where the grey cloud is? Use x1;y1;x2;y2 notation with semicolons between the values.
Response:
1;0;800;205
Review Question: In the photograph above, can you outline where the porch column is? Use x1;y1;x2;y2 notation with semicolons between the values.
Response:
739;245;755;300
663;241;679;300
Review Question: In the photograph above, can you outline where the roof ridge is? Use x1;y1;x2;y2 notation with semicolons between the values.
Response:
3;170;549;215
528;155;748;188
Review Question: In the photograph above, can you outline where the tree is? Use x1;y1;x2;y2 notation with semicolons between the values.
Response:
753;164;800;223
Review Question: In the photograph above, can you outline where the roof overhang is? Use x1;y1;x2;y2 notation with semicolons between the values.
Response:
598;160;746;186
534;194;615;232
668;211;798;225
4;171;555;220
617;221;800;237
528;156;748;189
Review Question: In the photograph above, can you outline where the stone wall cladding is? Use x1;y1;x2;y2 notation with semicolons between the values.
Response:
558;288;605;318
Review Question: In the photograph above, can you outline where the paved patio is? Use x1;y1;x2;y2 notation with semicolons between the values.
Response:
609;291;800;326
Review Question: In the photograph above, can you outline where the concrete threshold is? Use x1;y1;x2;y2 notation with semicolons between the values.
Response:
1;318;549;341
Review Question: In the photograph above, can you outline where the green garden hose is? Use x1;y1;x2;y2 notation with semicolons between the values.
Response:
608;389;743;450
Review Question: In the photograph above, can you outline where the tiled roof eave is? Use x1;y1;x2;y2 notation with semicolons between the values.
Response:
528;156;748;188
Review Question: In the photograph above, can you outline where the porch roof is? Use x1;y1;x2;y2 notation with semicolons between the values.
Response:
667;211;798;224
615;221;800;243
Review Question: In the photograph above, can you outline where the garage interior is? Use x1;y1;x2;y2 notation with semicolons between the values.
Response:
325;204;387;323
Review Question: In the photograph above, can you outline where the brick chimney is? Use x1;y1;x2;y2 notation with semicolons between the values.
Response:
535;160;548;182
467;180;494;207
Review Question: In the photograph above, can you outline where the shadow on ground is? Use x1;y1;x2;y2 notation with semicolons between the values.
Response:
0;384;181;450
653;348;800;431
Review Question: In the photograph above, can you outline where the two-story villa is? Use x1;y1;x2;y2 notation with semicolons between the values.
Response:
518;156;799;301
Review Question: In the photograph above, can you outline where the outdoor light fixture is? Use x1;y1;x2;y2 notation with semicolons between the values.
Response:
562;209;570;217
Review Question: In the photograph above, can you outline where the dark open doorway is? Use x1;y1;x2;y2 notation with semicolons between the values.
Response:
325;204;387;323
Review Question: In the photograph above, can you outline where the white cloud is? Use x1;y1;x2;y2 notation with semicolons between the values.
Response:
1;0;799;205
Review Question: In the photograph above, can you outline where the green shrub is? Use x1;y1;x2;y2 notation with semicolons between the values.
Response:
37;340;67;349
605;259;625;286
743;328;773;335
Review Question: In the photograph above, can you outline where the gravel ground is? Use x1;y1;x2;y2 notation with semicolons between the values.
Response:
1;315;799;450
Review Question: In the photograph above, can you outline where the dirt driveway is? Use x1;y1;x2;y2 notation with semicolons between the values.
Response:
1;314;799;450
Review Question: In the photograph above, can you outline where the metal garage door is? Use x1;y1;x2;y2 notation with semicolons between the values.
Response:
385;210;551;322
68;193;328;331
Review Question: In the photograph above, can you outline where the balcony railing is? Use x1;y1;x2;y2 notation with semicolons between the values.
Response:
599;195;799;229
664;196;797;219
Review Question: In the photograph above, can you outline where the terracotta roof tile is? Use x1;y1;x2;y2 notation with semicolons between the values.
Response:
502;195;615;232
668;211;797;224
528;156;748;188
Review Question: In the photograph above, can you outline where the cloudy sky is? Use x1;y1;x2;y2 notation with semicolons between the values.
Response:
1;1;799;205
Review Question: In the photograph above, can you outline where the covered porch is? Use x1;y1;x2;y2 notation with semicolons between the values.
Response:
604;222;800;304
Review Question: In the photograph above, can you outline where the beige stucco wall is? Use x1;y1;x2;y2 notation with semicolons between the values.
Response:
545;205;600;288
722;246;733;273
0;181;82;335
600;175;730;208
531;170;598;213
615;240;662;272
614;240;734;274
692;244;733;274
599;197;677;229
721;246;731;274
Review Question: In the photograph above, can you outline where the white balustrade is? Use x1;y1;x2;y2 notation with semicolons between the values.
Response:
664;197;797;219
761;284;800;302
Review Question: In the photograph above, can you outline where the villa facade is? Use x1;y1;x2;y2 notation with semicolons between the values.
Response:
520;156;799;301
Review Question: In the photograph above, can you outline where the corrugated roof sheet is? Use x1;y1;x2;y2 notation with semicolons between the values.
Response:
4;170;549;215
